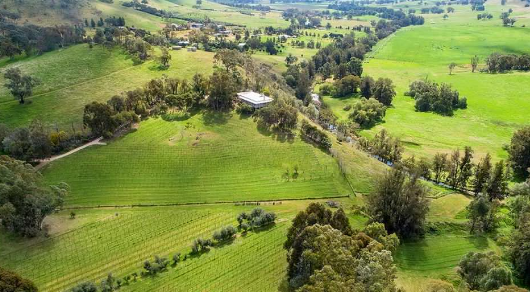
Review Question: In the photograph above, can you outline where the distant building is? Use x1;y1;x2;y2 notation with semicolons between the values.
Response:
178;41;190;46
237;91;273;109
187;46;197;52
189;22;204;29
172;46;182;50
311;93;321;105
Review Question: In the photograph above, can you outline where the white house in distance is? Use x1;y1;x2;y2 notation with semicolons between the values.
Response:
236;91;273;109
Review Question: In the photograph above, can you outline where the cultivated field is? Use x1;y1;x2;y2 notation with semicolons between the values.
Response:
0;203;298;292
42;114;359;206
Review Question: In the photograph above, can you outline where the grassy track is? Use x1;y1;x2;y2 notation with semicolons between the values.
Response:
0;45;214;128
42;114;360;206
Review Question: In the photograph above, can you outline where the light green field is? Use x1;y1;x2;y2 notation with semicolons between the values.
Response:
362;0;530;160
395;234;496;278
0;44;214;128
93;0;169;31
41;114;365;206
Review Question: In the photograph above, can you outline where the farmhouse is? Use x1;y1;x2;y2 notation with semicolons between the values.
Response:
236;91;273;109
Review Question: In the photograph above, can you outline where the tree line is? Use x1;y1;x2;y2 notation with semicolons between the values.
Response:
0;16;85;59
485;52;530;73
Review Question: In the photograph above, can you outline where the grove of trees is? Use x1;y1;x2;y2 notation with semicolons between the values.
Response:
284;203;399;291
406;79;467;116
0;155;69;237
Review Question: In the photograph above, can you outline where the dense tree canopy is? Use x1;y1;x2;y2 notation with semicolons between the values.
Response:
508;126;530;178
254;97;298;132
406;79;466;116
368;167;430;238
0;266;38;292
349;98;386;128
0;156;69;237
458;251;512;291
285;203;399;291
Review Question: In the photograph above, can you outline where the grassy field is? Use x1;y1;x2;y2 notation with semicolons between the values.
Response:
395;234;496;277
0;203;295;292
41;113;370;206
0;44;214;128
361;0;530;160
0;199;368;292
0;0;98;26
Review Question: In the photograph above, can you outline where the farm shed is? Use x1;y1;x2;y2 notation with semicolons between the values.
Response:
236;91;273;109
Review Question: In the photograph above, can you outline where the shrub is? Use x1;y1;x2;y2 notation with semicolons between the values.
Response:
319;84;335;96
191;238;212;254
349;98;386;128
237;208;277;230
212;225;237;242
236;102;254;115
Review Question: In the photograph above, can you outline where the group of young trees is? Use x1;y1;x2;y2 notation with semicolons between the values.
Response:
0;156;69;237
236;208;277;230
357;129;403;164
284;203;399;291
1;120;63;162
84;16;126;28
81;72;211;137
328;3;425;37
406;79;467;116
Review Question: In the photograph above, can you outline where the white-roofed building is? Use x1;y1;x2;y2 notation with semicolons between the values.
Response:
236;91;273;109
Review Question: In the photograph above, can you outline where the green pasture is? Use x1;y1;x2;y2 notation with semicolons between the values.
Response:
0;44;214;128
395;234;497;278
361;2;530;160
41;113;360;206
94;0;168;31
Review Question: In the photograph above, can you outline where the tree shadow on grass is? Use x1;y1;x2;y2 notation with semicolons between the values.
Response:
186;248;211;260
256;124;295;144
213;237;236;248
161;107;200;122
202;110;232;126
250;223;277;234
